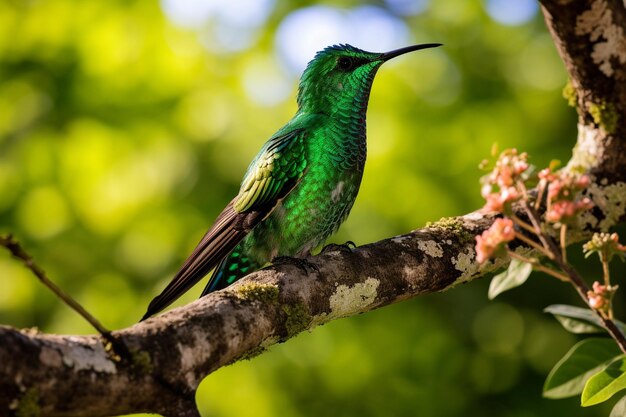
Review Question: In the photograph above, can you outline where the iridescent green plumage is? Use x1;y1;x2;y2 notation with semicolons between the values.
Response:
142;43;441;320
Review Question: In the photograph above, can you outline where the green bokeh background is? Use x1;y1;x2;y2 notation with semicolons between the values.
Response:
1;1;622;416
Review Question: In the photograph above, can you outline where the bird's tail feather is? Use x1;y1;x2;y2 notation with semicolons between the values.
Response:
200;248;258;296
140;200;265;320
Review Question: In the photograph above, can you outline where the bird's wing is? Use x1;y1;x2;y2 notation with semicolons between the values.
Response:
234;128;307;212
141;128;307;320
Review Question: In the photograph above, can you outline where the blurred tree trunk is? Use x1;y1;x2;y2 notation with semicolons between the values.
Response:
1;1;626;416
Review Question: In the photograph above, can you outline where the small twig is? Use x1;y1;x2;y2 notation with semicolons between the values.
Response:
512;204;626;352
558;260;626;350
518;181;529;201
534;180;546;211
608;290;617;320
510;213;537;235
513;231;553;257
529;224;626;353
521;201;555;259
0;234;127;357
533;263;570;282
600;253;616;319
560;224;567;263
507;250;569;281
601;253;611;287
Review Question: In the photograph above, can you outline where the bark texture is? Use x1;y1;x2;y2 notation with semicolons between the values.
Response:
541;0;626;177
2;1;626;416
1;212;501;417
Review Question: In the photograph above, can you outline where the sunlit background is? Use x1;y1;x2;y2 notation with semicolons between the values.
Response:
0;0;619;416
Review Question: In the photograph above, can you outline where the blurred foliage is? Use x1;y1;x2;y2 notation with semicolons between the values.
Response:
1;0;624;416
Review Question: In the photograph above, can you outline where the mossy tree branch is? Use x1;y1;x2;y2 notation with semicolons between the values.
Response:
1;212;498;417
1;1;626;416
2;184;626;417
540;0;626;177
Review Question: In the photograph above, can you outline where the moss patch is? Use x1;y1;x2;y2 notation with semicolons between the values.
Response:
16;388;40;417
236;283;279;304
282;303;311;338
131;350;153;373
562;80;577;107
426;216;474;244
588;101;619;134
240;345;266;361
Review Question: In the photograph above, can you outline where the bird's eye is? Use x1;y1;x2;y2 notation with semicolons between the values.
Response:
337;57;354;71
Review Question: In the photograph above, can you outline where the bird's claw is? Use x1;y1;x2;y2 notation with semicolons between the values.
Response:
272;256;319;274
321;241;357;254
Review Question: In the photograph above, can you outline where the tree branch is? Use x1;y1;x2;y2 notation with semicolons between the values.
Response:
1;212;501;417
2;188;625;417
540;0;626;178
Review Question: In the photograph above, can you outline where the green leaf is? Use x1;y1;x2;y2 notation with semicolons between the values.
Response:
544;304;626;335
543;338;622;399
554;316;605;334
582;355;626;406
610;395;626;417
544;305;604;334
488;259;533;300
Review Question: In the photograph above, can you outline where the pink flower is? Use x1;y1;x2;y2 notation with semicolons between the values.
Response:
475;218;516;264
482;187;520;213
547;180;563;200
497;166;514;187
588;293;605;309
576;175;591;188
483;193;504;212
493;150;529;186
479;149;529;212
513;160;529;175
481;184;493;198
592;281;607;295
587;280;615;311
610;233;626;252
545;198;593;223
546;201;576;222
538;168;555;181
475;235;491;264
501;187;519;202
545;172;591;206
497;218;516;241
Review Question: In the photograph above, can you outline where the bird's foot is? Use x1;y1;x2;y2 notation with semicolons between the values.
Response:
272;256;319;274
321;241;357;254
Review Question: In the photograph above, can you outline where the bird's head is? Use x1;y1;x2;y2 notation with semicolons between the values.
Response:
296;43;441;115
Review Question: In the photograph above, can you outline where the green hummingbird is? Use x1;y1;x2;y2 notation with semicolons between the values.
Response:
142;43;441;320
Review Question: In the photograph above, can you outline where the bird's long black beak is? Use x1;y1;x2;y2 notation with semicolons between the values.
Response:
380;43;442;62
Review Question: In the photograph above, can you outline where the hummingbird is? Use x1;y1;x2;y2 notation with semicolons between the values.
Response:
142;43;441;320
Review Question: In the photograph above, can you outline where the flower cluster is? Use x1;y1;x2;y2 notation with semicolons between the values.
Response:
475;218;516;264
475;147;626;359
538;168;593;224
587;281;617;311
480;149;529;212
583;232;626;262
